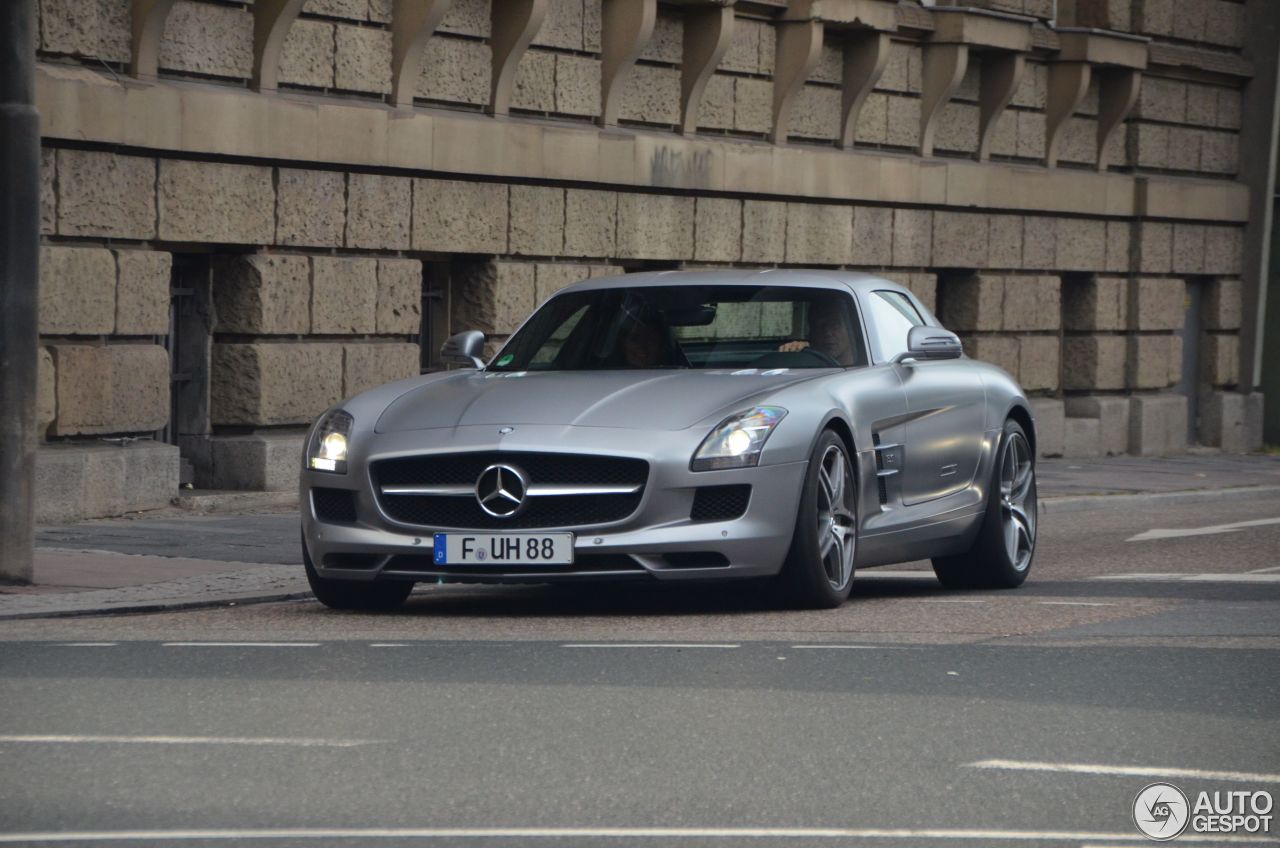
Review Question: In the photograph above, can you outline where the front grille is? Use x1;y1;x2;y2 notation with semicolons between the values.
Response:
313;487;358;523
690;485;751;522
372;452;649;530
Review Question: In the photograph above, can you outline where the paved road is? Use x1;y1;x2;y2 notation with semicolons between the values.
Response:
2;495;1279;847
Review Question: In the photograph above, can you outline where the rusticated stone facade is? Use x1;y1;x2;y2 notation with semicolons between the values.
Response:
31;0;1274;520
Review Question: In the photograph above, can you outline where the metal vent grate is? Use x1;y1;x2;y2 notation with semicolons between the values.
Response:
872;433;888;504
312;487;358;523
690;485;751;522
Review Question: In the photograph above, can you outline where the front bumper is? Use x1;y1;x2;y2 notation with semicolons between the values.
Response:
301;424;808;584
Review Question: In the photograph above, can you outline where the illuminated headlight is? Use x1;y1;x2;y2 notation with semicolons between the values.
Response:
691;406;787;471
307;410;353;473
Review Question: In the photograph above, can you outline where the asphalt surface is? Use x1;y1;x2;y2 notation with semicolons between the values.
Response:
2;494;1279;847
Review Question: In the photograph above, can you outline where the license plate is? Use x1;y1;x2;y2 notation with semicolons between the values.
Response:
432;533;574;566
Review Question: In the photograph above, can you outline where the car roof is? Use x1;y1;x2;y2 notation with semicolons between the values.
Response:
557;268;912;298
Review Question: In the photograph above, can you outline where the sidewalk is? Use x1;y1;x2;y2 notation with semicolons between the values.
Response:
3;453;1279;620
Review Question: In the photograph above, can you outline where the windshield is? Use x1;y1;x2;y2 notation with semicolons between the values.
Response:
489;285;867;372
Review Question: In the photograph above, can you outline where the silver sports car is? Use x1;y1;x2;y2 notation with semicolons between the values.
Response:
300;270;1038;610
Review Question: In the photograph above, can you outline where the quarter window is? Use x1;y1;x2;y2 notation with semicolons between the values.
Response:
866;290;925;362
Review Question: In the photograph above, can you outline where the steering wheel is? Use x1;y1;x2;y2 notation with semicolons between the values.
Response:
751;346;841;369
790;346;841;367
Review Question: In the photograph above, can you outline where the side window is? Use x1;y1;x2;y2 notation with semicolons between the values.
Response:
865;290;925;362
795;296;868;367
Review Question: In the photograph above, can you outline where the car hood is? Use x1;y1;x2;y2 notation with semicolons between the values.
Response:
374;369;826;433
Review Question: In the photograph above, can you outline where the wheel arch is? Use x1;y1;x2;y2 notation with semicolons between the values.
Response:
1005;402;1036;460
820;413;858;460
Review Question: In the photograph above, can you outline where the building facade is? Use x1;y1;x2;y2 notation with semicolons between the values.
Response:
30;0;1278;521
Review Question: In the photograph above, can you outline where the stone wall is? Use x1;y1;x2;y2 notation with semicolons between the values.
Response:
31;0;1264;520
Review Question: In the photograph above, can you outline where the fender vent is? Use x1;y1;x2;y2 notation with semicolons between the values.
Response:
872;434;888;505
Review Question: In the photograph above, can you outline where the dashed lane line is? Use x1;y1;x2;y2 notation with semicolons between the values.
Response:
969;759;1280;784
561;643;740;649
1092;573;1280;583
789;645;919;650
160;642;321;647
0;734;380;748
0;827;1270;844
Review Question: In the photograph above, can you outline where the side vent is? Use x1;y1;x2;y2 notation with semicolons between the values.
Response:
872;433;888;504
871;433;902;505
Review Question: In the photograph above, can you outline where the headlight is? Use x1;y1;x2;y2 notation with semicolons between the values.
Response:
691;406;787;471
307;410;353;473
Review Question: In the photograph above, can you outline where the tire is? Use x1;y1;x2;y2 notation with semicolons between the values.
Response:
302;531;413;611
776;429;858;609
931;418;1037;590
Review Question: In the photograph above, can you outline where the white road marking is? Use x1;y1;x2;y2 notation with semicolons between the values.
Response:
369;643;411;648
1126;516;1280;542
161;642;321;648
1093;573;1280;584
1034;601;1117;607
969;759;1280;784
858;570;938;579
0;735;378;748
1249;565;1280;574
0;827;1271;844
561;643;739;649
53;642;118;647
790;645;917;650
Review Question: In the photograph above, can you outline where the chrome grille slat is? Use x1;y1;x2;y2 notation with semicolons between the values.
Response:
370;452;649;530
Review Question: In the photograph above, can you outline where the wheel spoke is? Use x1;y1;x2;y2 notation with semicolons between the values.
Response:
1015;520;1033;557
817;465;835;509
1012;462;1033;501
827;456;845;504
827;535;844;584
818;527;836;558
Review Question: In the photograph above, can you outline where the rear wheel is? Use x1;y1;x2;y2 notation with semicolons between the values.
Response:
302;531;413;611
931;418;1037;589
777;430;858;609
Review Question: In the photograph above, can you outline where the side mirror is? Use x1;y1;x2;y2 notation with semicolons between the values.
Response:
441;330;487;369
893;326;963;365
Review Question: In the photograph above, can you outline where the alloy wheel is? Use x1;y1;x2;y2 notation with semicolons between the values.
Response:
999;432;1036;572
815;443;857;589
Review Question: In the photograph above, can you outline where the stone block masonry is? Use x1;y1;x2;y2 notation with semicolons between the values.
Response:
211;343;345;427
29;0;1265;520
50;345;170;437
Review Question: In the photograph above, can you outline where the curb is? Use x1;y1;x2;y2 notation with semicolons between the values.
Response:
0;590;313;622
172;490;298;514
1040;484;1280;515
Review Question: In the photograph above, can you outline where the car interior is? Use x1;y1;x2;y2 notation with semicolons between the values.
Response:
496;286;871;372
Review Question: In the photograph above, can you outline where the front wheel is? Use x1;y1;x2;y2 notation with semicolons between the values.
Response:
302;531;413;611
776;430;858;609
931;418;1037;589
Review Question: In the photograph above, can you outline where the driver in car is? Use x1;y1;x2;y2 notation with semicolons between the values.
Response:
779;308;854;365
621;319;668;368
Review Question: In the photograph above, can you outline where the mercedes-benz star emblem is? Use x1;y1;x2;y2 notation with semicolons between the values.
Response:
476;464;528;518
